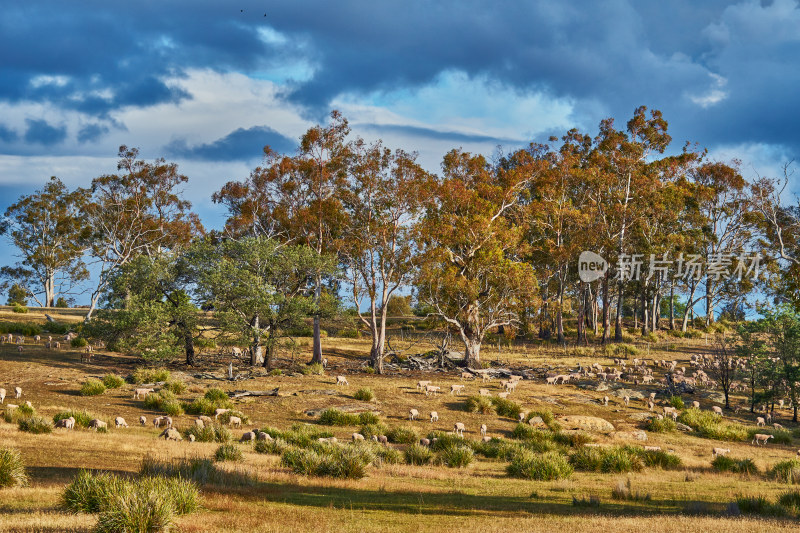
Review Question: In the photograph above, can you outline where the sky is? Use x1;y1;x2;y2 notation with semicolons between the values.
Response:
1;0;799;304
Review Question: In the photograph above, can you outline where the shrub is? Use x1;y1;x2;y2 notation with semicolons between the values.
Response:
11;303;28;314
0;448;28;488
280;445;371;479
183;423;231;443
507;450;573;480
770;459;800;484
254;437;289;455
491;397;522;419
386;426;418;444
70;337;88;348
552;431;593;448
370;444;402;466
140;455;254;487
62;470;125;513
639;448;682;470
570;446;643;474
17;403;35;417
203;388;228;402
269;368;282;376
464;395;494;414
611;478;651;501
163;380;187;395
405;444;434;465
678;408;748;441
358;422;389;439
214;443;243;462
307;362;325;375
317;408;377;427
353;387;374;401
735;495;786;517
101;374;125;389
80;378;106;396
145;390;185;416
427;431;469;452
0;321;40;336
138;476;199;516
216;409;248;425
18;416;52;434
53;410;96;428
94;487;175;533
261;424;333;448
528;409;559;431
438;444;474;468
669;396;685;410
778;490;800;511
712;456;758;475
646;417;676;433
131;367;171;384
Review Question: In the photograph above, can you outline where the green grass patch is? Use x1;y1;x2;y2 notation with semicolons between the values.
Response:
712;456;758;475
464;395;494;414
18;416;52;434
101;374;125;389
183;423;232;443
385;425;418;444
214;443;243;462
437;444;474;468
769;459;800;484
353;387;374;401
318;408;379;426
507;450;573;480
0;448;27;488
405;444;434;465
80;378;106;396
490;397;522;419
53;410;96;428
678;408;749;441
130;367;171;384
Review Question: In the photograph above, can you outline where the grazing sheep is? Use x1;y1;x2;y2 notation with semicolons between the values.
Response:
649;392;656;402
34;335;40;343
114;417;128;428
14;387;21;399
497;392;510;399
419;438;431;447
774;423;784;430
712;406;723;416
188;434;196;442
24;401;32;409
375;435;388;444
648;400;655;411
228;416;242;428
425;385;440;396
479;388;490;396
153;416;166;428
160;428;182;441
139;416;146;426
257;432;271;441
198;415;213;425
0;388;5;403
460;372;473;380
164;416;173;428
756;417;765;427
351;433;365;441
231;347;243;357
545;376;557;385
55;417;75;429
17;345;22;353
644;446;662;452
336;375;349;386
752;433;774;446
195;419;205;428
214;408;231;419
692;401;700;409
623;396;630;407
482;435;492;442
322;358;328;368
133;388;154;400
450;384;465;395
518;412;527;423
602;396;609;407
503;380;517;392
417;380;432;390
481;373;491;382
89;419;107;430
480;424;487;437
712;447;731;458
240;431;256;442
409;409;419;421
430;411;439;422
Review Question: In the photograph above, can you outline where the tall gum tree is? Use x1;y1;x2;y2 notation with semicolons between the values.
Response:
417;148;542;368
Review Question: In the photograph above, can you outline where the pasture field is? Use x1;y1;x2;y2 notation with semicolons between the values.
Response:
0;314;798;532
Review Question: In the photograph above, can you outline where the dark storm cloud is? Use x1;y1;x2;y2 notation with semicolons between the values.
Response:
0;124;17;143
165;125;297;161
23;119;67;145
77;123;110;144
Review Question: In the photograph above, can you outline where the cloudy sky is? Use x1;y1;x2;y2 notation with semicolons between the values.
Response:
1;0;799;285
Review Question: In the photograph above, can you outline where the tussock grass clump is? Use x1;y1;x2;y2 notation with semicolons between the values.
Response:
216;409;248;425
669;396;685;410
491;397;522;419
80;378;106;396
507;450;573;480
611;478;651;501
359;422;389;439
183;388;233;416
17;403;35;417
0;448;28;488
280;445;371;479
509;425;559;452
426;431;468;452
747;427;793;445
735;495;787;517
639;448;682;470
528;409;560;431
306;362;325;375
53;410;96;428
386;425;418;444
678;409;748;441
473;439;527;460
18;415;52;434
570;446;643;474
254;437;289;455
646;417;676;433
572;495;600;507
101;374;125;389
778;490;800;511
214;443;243;462
368;443;402;466
131;367;171;384
769;459;800;484
144;390;184;417
140;455;254;487
464;395;494;414
163;380;187;395
712;456;758;475
318;408;378;427
437;444;474;468
203;388;228;402
353;387;374;401
183;423;231;443
62;470;125;513
553;431;593;448
405;444;434;465
261;424;333;448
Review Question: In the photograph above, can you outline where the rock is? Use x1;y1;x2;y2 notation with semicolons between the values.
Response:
528;416;545;427
613;388;644;400
629;412;654;421
557;415;615;434
704;392;725;404
613;430;648;441
676;423;693;432
595;383;609;392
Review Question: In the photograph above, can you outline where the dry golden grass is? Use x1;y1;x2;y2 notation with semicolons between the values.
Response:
0;321;797;532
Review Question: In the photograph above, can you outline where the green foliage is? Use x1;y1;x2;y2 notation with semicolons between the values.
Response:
11;303;28;314
735;495;787;517
254;438;289;455
17;403;35;417
678;408;749;441
336;328;361;339
70;336;88;348
144;390;185;416
269;368;283;376
646;417;676;433
317;408;378;426
611;479;651;501
712;456;758;475
639;449;682;469
55;296;69;308
385;425;418;444
490;396;522;419
214;443;243;462
747;427;793;445
0;322;41;336
183;423;231;443
353;387;374;401
770;459;800;484
280;445;372;479
0;448;28;488
80;378;106;396
370;444;402;466
18;416;52;434
464;395;494;414
507;450;573;480
216;409;248;425
131;367;171;384
669;396;685;409
101;374;125;389
203;388;229;402
778;490;800;511
260;424;333;448
570;446;644;474
140;455;254;487
307;362;325;375
426;431;469;452
437;444;474;468
552;431;594;448
163;380;187;395
62;470;125;513
358;422;389;439
7;283;28;306
53;410;96;428
404;444;434;465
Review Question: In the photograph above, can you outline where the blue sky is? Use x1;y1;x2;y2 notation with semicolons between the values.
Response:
1;1;799;304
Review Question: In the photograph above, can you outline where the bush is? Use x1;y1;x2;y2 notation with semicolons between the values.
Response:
70;337;88;348
18;416;52;434
678;408;748;441
254;437;289;455
214;443;243;462
353;387;374;401
318;408;378;427
646;417;676;433
11;303;28;314
307;362;325;375
778;490;800;511
62;470;125;513
639;448;682;470
358;422;389;439
464;395;494;414
770;459;800;484
101;374;125;389
427;431;469;452
509;424;559;453
735;495;787;517
163;380;187;395
131;367;171;384
712;456;758;475
507;450;573;480
491;397;522;419
17;403;35;417
260;424;333;448
280;445;371;479
386;426;418;444
669;396;685;410
370;443;402;466
0;448;27;488
92;477;199;532
552;431;593;448
183;423;232;443
438;444;474;468
216;409;248;425
0;321;41;336
145;390;185;416
140;455;254;487
203;388;228;402
611;478;651;501
405;444;434;465
53;410;96;428
570;446;643;474
80;379;106;396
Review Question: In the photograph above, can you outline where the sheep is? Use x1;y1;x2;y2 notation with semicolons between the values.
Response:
460;372;473;380
231;347;243;357
14;387;21;399
153;416;167;428
712;447;731;458
55;416;75;429
453;422;466;437
114;417;128;428
648;400;655;411
692;401;700;409
228;416;242;428
195;419;205;428
17;345;22;353
430;411;439;422
766;412;773;424
198;415;213;425
602;396;609;407
545;376;557;385
643;446;662;452
188;434;196;442
240;431;256;442
24;401;32;409
756;417;766;427
450;384;465;395
34;335;40;343
480;424;487;437
649;392;656;402
214;408;231;419
623;396;630;407
321;358;328;368
425;385;440;396
160;428;182;441
89;419;107;430
133;388;154;400
503;380;518;392
509;375;522;382
419;438;431;447
481;373;492;382
497;392;510;399
774;423;784;430
0;388;5;403
257;432;272;441
409;408;419;421
752;433;774;446
479;388;490;396
712;406;723;416
518;412;527;423
336;375;349;386
374;435;388;444
139;416;146;426
351;433;365;441
417;380;432;390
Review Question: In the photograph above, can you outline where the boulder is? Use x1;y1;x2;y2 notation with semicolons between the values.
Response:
613;430;648;441
613;388;645;400
557;415;615;434
676;423;693;432
595;383;609;392
629;412;654;422
528;416;545;427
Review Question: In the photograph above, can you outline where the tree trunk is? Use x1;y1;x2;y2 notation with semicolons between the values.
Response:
705;279;714;326
262;333;276;371
464;336;481;368
577;281;585;345
45;272;55;308
669;279;675;330
602;273;610;344
251;315;263;366
681;280;698;332
310;275;323;364
614;280;624;341
184;329;196;366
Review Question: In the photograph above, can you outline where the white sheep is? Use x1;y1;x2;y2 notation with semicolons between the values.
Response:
712;405;723;416
419;438;431;447
752;433;774;446
336;375;349;386
14;387;21;399
188;434;196;442
460;372;473;380
240;431;256;442
231;347;243;357
648;400;655;411
0;388;5;403
756;416;765;427
351;433;365;441
409;408;419;421
133;388;153;400
623;396;630;407
774;423;784;430
139;416;146;426
692;401;700;409
214;408;231;419
430;411;439;422
712;447;731;457
602;396;609;406
450;384;465;395
153;416;166;428
195;419;205;428
417;380;432;390
89;419;107;430
497;392;510;399
518;412;527;423
649;392;656;401
453;422;465;437
228;416;242;428
55;416;75;429
480;423;487;437
198;415;213;425
643;446;662;452
114;417;128;428
425;385;440;396
160;428;182;441
479;388;490;396
257;432;272;441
